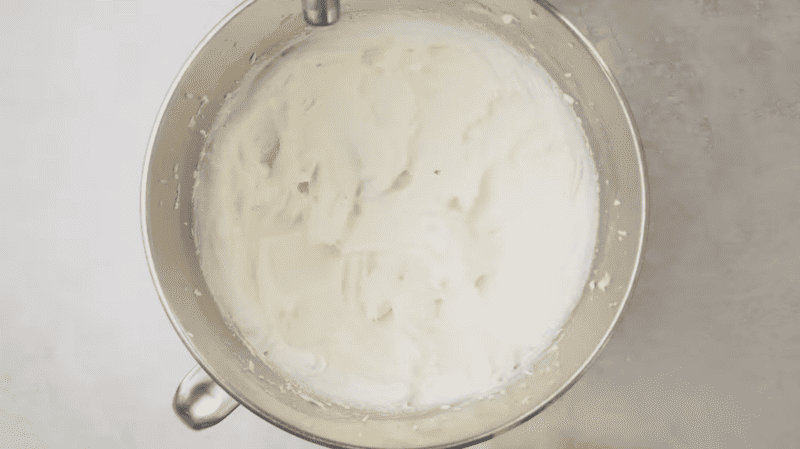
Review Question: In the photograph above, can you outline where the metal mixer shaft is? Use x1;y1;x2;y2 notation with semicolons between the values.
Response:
302;0;340;26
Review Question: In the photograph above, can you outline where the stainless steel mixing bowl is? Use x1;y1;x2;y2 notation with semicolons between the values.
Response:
140;0;648;447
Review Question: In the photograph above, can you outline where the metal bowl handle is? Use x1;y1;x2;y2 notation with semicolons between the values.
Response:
173;365;240;430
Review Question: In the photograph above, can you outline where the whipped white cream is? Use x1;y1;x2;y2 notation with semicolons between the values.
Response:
194;13;599;411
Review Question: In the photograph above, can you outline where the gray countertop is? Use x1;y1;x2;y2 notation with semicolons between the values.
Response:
1;0;797;448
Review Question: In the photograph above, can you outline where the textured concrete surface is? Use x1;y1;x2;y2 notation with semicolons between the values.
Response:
1;0;798;448
488;1;800;448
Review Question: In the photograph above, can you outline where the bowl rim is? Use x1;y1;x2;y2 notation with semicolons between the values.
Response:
140;0;649;447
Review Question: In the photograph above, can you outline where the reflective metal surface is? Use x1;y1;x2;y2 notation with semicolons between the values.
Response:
141;0;647;447
302;0;340;26
174;365;240;430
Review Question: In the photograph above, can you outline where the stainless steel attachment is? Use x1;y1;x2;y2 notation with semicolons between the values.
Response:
302;0;340;26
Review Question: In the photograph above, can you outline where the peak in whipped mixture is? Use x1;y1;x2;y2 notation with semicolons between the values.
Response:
194;13;599;411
